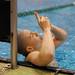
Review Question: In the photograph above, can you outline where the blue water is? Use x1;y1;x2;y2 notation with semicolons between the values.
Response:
17;0;75;12
17;6;75;70
0;2;75;71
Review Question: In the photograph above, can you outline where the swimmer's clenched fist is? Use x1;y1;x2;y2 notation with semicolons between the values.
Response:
34;12;52;31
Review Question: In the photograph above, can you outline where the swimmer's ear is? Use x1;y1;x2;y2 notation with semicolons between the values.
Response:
26;46;34;52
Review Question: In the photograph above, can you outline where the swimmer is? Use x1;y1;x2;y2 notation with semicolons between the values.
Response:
17;12;67;66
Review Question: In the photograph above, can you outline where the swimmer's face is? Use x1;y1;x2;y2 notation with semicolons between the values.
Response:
22;30;42;53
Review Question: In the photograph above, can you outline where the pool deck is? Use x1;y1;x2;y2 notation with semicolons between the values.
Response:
0;62;68;75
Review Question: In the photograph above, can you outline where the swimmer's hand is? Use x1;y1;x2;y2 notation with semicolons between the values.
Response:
34;12;52;31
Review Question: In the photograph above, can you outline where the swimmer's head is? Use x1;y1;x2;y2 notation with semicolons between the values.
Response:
18;29;42;53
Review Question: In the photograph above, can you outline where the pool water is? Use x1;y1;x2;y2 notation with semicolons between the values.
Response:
17;6;75;70
0;6;75;71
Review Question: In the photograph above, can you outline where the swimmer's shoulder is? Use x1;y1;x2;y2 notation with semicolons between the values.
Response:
17;29;26;35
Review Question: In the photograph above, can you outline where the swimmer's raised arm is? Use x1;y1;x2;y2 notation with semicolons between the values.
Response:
51;25;67;48
34;12;67;48
26;12;55;66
